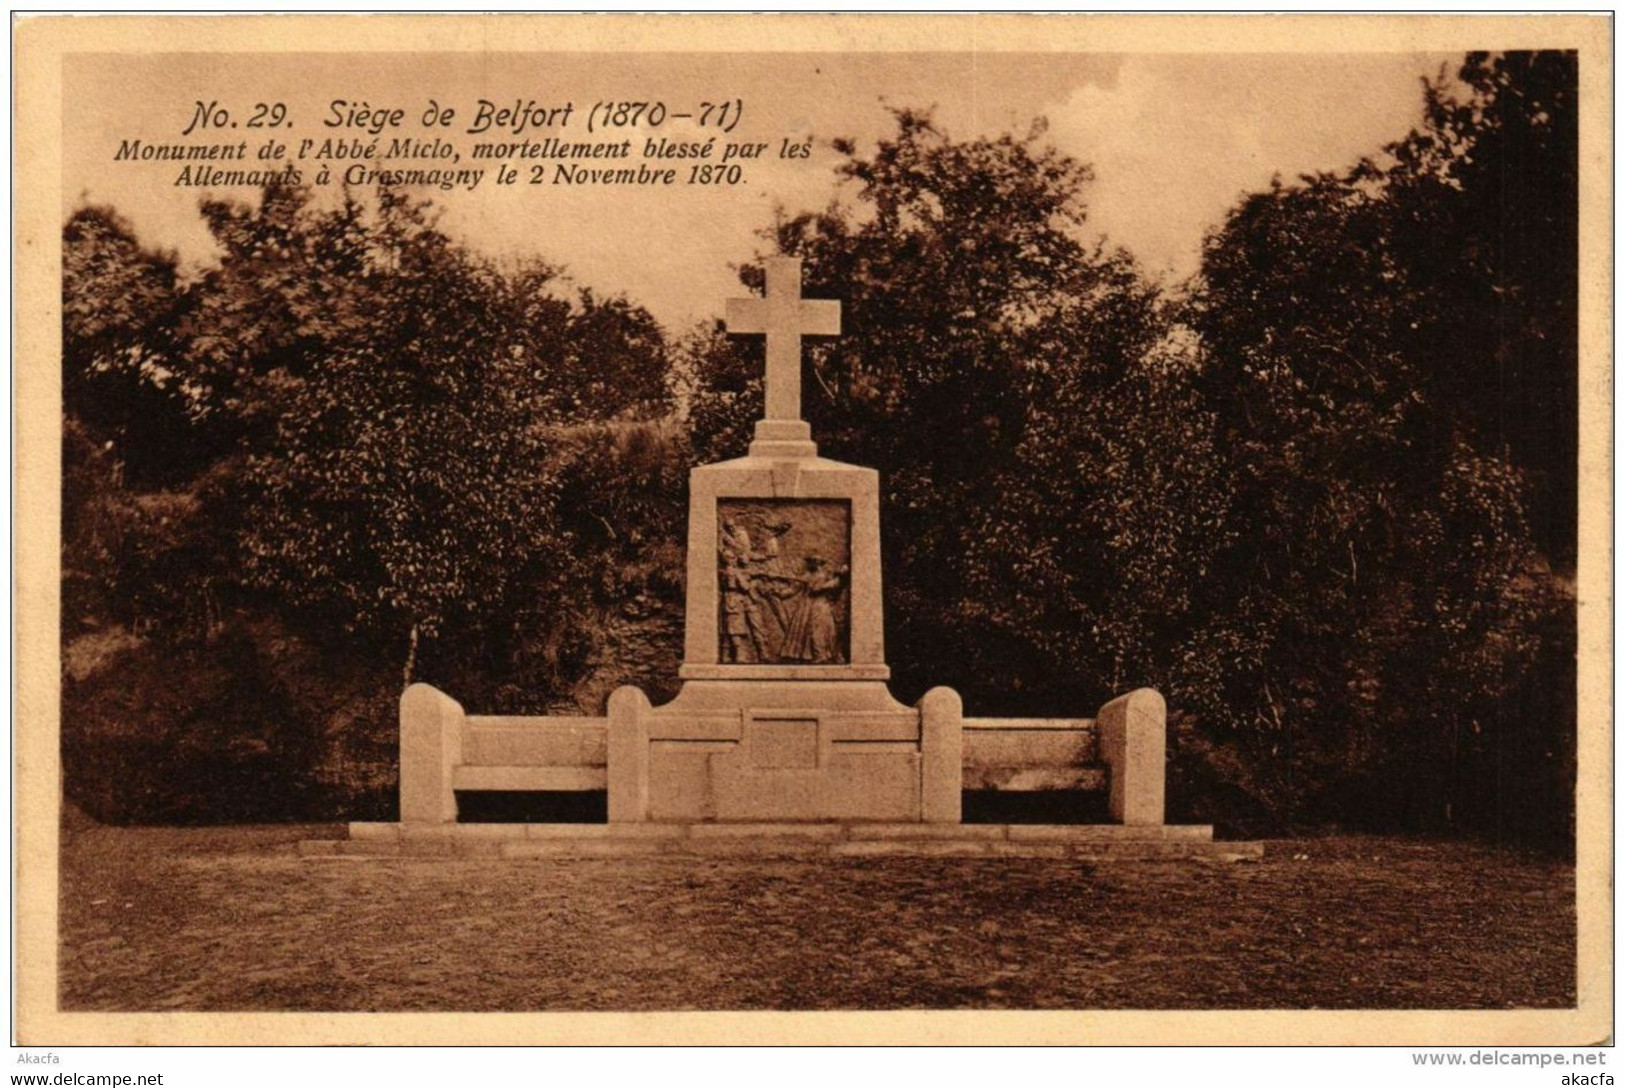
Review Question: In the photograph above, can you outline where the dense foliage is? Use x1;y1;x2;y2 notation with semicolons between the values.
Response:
62;187;681;820
63;53;1576;842
1178;51;1575;834
690;110;1177;710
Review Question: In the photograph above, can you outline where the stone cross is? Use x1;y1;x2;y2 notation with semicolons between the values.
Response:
726;256;841;424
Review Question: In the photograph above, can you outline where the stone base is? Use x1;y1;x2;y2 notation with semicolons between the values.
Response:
606;679;964;824
306;822;1262;861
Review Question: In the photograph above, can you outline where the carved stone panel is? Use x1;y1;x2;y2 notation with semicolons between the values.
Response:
717;499;851;665
747;716;820;769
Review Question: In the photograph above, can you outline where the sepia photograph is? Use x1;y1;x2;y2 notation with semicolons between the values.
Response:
12;13;1612;1049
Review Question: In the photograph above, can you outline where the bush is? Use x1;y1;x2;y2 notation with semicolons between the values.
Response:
62;615;342;823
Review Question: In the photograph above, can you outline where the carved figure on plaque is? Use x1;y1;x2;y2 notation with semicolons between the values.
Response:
779;557;849;664
717;500;850;664
719;553;757;663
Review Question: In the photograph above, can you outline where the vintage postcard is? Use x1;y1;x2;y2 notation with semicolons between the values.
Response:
13;14;1612;1046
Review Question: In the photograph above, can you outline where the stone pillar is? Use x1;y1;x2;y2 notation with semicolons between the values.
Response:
918;686;964;824
399;683;464;825
1097;688;1167;826
606;685;652;823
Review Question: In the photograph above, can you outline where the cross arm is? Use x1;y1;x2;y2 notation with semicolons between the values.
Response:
725;297;840;337
725;297;768;335
798;299;841;337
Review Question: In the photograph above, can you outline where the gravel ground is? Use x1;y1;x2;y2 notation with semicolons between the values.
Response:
58;824;1574;1011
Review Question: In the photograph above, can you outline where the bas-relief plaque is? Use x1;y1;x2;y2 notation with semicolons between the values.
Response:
717;499;851;665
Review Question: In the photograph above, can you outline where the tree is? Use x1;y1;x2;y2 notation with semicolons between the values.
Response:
145;183;678;689
62;206;200;487
691;110;1190;711
1185;51;1573;832
551;288;673;421
61;184;683;822
61;207;239;644
1389;51;1579;569
229;188;562;685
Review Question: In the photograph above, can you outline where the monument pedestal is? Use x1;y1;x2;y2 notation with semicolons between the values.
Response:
602;423;961;824
680;438;885;675
605;678;962;824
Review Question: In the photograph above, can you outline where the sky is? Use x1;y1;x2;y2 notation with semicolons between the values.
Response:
64;51;1459;331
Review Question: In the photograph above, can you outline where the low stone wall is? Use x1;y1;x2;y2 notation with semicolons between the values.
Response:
1096;689;1167;825
963;718;1103;791
400;682;1167;828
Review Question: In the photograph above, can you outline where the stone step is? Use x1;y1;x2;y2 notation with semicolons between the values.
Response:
349;821;1213;842
305;822;1260;861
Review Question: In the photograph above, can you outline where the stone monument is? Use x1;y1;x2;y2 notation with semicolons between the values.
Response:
610;256;957;823
332;256;1252;859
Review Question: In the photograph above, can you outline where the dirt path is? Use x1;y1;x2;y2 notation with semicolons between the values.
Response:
58;826;1574;1011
